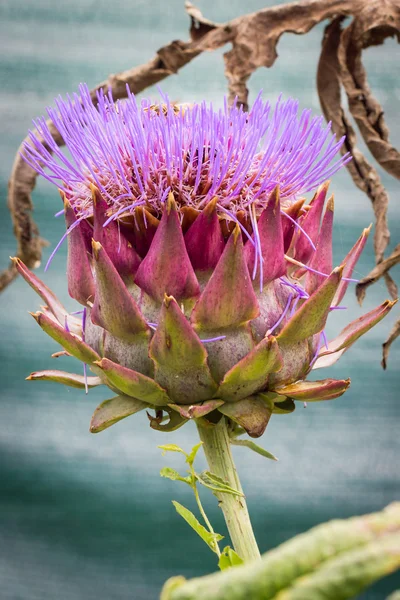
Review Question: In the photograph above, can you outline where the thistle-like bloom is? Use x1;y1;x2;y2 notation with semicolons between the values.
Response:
16;85;395;437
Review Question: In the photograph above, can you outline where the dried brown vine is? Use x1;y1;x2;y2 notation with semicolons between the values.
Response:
356;244;400;305
382;318;400;369
2;0;399;361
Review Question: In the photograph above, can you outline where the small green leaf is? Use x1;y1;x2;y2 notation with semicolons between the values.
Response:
186;442;203;466
218;546;244;570
230;438;278;461
160;467;192;485
158;444;187;457
196;471;244;497
228;548;244;567
172;501;223;553
218;552;231;571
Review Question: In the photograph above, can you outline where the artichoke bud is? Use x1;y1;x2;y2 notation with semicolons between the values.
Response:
17;87;396;438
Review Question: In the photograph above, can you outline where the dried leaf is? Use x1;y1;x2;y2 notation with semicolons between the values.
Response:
222;1;361;109
317;17;391;267
186;1;219;40
382;318;400;370
356;244;400;304
337;1;400;181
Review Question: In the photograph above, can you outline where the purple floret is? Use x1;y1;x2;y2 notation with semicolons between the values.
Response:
23;84;350;221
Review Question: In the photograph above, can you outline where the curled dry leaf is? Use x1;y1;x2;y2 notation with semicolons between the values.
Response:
382;318;400;370
356;244;400;305
317;17;391;267
316;3;400;363
337;0;400;181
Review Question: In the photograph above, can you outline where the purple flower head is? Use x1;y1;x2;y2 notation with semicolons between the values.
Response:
15;84;394;440
23;83;349;224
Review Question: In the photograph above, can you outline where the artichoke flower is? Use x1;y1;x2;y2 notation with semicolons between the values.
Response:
16;85;395;438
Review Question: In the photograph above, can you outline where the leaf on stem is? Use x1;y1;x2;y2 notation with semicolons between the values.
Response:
172;501;223;554
158;444;188;457
186;442;203;466
160;467;192;485
230;438;278;461
196;471;244;497
218;546;244;571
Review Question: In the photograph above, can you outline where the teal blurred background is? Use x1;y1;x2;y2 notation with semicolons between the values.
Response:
0;1;399;598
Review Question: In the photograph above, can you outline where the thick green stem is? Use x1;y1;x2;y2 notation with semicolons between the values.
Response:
196;417;261;562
